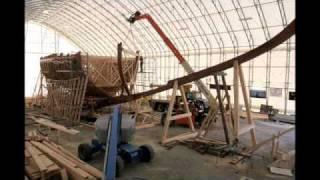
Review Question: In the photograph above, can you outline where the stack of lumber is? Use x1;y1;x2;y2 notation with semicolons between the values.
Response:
240;111;269;121
270;114;295;124
25;131;102;180
269;150;295;176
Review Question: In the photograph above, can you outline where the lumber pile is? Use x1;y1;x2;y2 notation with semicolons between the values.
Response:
162;136;250;158
240;111;269;121
25;131;102;180
230;127;295;165
34;118;80;135
269;150;295;176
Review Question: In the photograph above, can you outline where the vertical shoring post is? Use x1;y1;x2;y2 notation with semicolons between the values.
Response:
213;74;230;144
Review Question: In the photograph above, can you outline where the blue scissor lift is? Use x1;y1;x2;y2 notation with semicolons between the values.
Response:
78;105;155;179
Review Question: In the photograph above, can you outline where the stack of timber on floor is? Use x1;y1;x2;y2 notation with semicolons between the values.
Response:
240;111;269;121
270;114;295;124
269;150;295;176
25;132;102;180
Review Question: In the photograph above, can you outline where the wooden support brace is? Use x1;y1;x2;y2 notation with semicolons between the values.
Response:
238;63;257;146
169;113;192;121
161;80;196;144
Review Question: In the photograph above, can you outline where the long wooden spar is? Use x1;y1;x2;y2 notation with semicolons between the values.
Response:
96;19;295;108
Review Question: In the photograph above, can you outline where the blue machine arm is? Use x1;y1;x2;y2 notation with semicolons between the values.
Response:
103;105;121;180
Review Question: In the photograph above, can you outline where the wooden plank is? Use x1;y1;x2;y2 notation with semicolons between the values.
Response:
25;142;48;172
169;113;192;121
213;74;230;144
25;143;61;180
162;132;198;144
30;141;96;180
269;166;293;176
60;168;69;180
34;118;79;135
71;78;81;124
67;79;77;121
44;140;103;178
76;76;88;124
162;80;178;143
136;123;156;130
75;76;85;123
61;80;66;118
179;86;195;131
240;111;268;120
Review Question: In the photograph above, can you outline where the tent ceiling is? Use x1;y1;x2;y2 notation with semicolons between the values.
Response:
25;0;295;57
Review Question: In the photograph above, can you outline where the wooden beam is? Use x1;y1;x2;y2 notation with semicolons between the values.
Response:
136;123;156;130
213;74;230;144
162;132;198;144
42;140;102;178
238;64;257;145
169;113;192;121
34;118;79;135
30;141;96;180
25;142;48;172
60;168;69;180
95;20;295;107
179;86;195;132
162;81;178;143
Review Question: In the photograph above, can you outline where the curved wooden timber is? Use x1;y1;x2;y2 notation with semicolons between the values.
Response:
96;19;295;108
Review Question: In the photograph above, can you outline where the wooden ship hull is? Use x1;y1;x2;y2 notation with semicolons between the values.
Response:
40;52;138;97
38;52;138;125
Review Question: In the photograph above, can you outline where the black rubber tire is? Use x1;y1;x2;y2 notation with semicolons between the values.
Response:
78;143;92;161
139;144;155;162
116;155;125;177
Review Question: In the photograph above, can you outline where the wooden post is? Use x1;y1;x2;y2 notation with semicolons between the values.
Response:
213;74;230;144
238;64;257;146
233;61;239;137
161;81;198;144
238;65;257;146
179;85;195;132
162;81;178;143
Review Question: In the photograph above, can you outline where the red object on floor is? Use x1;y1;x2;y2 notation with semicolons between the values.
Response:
175;115;195;127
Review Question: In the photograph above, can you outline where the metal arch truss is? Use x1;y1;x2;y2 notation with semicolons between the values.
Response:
26;0;295;114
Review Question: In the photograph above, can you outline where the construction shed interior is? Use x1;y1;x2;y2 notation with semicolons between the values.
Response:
25;0;295;179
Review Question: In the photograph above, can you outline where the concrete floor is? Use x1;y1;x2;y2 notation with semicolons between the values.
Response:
26;117;295;180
